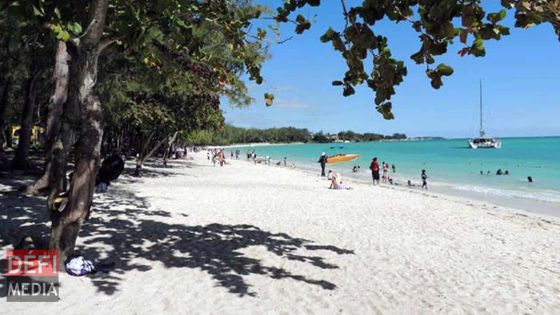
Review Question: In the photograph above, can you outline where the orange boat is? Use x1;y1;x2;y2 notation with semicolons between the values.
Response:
326;154;359;164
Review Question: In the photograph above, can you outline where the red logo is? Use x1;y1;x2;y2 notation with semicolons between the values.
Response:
5;250;59;277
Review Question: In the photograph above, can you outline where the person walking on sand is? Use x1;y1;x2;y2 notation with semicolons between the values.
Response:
219;151;225;167
421;169;428;190
370;157;380;185
318;152;328;177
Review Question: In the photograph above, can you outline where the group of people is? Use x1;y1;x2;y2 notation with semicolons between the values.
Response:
208;149;227;167
369;157;428;189
368;158;398;185
480;168;510;176
318;153;428;190
230;150;241;160
481;168;534;183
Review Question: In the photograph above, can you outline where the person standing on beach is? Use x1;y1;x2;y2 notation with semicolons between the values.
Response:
318;152;328;177
421;169;428;190
284;157;287;167
370;157;380;185
392;164;396;173
382;162;388;184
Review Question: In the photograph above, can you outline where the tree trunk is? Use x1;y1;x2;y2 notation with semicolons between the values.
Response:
13;59;40;169
4;126;12;148
133;132;157;177
25;42;70;195
0;79;11;151
49;0;110;261
50;95;103;259
162;131;179;167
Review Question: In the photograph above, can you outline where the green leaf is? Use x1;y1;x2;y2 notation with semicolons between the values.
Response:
343;85;355;97
67;22;82;35
264;93;274;106
436;63;454;76
32;5;43;17
320;28;336;43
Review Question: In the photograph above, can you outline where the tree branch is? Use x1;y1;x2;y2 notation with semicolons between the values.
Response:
98;37;121;53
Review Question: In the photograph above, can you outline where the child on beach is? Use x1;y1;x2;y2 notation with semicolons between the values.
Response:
421;169;428;190
327;170;335;189
382;162;388;184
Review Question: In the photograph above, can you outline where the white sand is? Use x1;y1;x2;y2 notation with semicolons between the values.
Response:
2;152;560;314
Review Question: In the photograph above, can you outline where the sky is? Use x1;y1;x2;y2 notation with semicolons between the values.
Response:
223;1;560;138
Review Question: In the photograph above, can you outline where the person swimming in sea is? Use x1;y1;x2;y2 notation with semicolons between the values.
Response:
528;176;533;183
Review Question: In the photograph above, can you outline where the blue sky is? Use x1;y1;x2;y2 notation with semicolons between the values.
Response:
223;1;560;138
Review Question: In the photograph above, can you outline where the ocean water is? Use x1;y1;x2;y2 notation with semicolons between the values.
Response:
235;137;560;214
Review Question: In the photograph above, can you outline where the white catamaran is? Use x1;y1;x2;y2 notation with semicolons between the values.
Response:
468;81;501;149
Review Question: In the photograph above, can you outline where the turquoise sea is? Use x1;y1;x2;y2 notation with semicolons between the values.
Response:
237;137;560;215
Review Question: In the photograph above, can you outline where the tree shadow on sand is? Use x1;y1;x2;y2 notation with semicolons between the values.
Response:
1;174;354;298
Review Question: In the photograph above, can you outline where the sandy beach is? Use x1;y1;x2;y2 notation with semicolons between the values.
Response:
2;151;560;314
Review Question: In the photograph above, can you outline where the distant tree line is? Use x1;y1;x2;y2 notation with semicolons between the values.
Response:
184;125;407;145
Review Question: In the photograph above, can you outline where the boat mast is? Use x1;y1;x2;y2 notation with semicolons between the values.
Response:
479;79;485;137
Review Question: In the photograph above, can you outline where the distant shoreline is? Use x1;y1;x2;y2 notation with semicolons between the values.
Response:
209;142;306;149
214;138;560;217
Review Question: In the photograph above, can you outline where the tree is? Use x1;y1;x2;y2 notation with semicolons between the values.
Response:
3;0;560;259
3;0;272;259
274;0;560;119
312;131;330;143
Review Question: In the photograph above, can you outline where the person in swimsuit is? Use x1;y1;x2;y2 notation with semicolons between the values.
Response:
421;169;428;190
382;162;388;184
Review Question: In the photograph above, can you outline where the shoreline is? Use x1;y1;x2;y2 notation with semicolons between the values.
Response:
3;151;560;313
232;154;560;222
224;143;560;218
